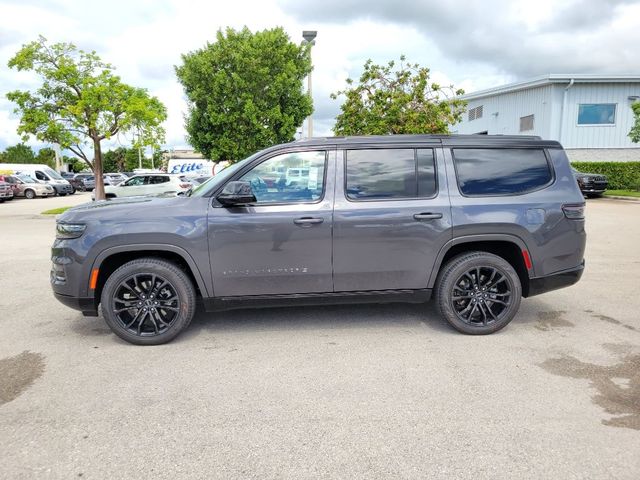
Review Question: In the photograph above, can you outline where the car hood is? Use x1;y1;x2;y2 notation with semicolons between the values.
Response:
58;195;203;223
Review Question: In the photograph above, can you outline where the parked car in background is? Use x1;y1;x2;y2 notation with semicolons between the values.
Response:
53;134;586;345
69;173;94;192
0;174;55;199
572;168;608;197
97;174;193;199
0;163;73;195
180;175;211;186
104;173;128;186
0;179;14;202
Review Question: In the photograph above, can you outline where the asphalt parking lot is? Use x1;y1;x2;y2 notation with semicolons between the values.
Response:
0;193;639;479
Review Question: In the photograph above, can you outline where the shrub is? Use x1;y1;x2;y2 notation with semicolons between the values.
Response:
570;162;640;191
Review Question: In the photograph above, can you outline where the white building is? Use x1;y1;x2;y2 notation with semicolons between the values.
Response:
454;74;640;161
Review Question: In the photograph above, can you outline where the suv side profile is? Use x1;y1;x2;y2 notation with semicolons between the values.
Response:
52;135;586;345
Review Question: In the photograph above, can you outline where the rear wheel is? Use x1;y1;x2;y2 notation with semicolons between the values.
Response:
435;252;522;335
24;189;36;199
101;258;196;345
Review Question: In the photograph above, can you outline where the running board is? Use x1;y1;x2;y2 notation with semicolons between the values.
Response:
203;289;432;312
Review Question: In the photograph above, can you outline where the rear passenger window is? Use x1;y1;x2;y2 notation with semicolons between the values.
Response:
346;148;437;200
452;148;552;196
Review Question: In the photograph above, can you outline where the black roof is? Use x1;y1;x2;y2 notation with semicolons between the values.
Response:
290;134;561;148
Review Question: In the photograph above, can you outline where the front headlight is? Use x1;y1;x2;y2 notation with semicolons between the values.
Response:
56;222;86;239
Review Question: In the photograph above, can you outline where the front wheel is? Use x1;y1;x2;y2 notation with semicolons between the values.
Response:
435;252;522;335
100;258;196;345
24;189;36;199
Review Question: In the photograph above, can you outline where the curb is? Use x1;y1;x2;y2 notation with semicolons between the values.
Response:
602;195;640;202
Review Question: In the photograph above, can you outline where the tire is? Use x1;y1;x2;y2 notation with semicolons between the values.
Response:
100;257;196;345
70;188;76;195
24;189;36;199
435;251;522;335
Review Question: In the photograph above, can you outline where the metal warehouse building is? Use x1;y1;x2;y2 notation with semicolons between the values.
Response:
454;74;640;162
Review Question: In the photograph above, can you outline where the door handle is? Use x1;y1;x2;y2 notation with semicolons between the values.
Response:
413;212;443;221
293;217;324;226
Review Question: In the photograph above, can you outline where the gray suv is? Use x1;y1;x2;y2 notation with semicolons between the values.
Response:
51;135;586;345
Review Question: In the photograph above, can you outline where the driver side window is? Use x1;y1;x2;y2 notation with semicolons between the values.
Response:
238;151;326;204
124;176;146;186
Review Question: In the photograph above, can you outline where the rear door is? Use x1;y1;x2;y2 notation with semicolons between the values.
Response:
332;144;452;291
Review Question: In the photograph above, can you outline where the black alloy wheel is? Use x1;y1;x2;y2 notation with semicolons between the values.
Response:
435;252;522;335
101;258;196;345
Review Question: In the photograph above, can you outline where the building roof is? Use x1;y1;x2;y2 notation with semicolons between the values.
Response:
459;74;640;101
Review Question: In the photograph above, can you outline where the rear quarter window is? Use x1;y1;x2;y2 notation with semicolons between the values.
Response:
452;148;552;196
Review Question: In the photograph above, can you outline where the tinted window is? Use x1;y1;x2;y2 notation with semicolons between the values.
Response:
578;104;616;125
346;148;436;200
239;151;326;204
35;171;47;181
417;149;437;197
453;148;552;196
149;176;170;184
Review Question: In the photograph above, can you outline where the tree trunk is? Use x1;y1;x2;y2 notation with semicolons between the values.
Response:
93;139;106;201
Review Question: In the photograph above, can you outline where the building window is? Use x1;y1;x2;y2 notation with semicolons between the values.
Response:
520;114;534;132
577;104;616;125
468;105;483;121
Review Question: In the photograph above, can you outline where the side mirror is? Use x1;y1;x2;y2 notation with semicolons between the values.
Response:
217;181;256;206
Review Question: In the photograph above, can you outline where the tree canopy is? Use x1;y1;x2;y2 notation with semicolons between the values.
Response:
6;36;167;199
176;26;312;162
331;56;466;135
0;143;36;164
630;101;640;143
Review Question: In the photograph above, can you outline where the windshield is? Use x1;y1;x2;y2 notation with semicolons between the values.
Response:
44;167;64;180
190;152;261;197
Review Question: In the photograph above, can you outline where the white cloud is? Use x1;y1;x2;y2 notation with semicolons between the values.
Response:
1;0;638;152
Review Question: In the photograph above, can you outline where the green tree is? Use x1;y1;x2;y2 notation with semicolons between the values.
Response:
35;146;56;168
176;26;312;162
6;36;167;199
103;146;156;172
1;143;36;163
630;101;640;143
331;56;466;135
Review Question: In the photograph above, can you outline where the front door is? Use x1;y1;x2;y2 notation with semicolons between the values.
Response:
208;149;335;297
332;146;452;291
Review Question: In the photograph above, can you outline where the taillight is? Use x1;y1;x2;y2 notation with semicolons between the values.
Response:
179;183;192;189
562;203;585;220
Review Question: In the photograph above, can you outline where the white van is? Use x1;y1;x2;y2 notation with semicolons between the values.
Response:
0;163;74;195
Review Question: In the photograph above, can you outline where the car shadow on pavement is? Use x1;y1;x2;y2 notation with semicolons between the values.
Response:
179;301;453;340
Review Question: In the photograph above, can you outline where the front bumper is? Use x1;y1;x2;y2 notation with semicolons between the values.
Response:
527;261;585;297
53;184;74;195
53;292;98;316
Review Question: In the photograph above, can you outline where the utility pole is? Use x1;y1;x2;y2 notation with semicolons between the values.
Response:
302;31;317;138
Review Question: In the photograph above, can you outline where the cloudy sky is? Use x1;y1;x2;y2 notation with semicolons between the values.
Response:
1;0;639;153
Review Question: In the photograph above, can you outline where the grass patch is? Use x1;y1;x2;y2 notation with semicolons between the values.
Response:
41;206;72;215
604;190;640;198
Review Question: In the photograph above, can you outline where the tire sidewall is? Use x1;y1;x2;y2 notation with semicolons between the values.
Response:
25;189;36;199
436;253;522;335
101;260;195;345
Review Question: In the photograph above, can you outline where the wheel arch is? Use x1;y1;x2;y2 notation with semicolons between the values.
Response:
428;235;532;297
89;244;210;307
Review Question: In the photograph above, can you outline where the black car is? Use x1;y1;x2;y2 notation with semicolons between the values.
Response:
572;168;608;197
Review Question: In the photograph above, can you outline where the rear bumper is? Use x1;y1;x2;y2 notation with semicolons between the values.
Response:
527;261;585;297
53;292;98;316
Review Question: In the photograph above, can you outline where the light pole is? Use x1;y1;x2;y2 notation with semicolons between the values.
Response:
302;30;317;138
